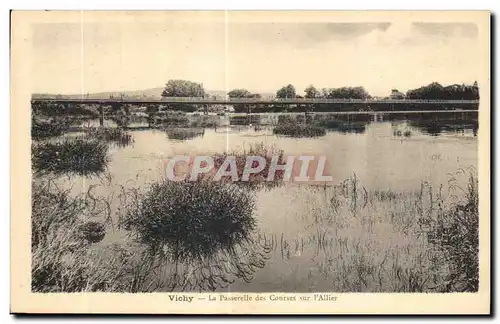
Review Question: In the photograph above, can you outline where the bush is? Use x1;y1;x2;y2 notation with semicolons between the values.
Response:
122;179;257;262
273;124;326;137
32;137;109;176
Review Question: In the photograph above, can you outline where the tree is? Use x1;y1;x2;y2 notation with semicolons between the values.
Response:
406;82;478;100
276;84;296;99
322;86;370;99
304;85;320;99
227;89;253;98
161;80;205;97
227;89;263;113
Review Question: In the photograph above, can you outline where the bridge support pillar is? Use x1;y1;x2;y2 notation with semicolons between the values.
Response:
98;106;104;126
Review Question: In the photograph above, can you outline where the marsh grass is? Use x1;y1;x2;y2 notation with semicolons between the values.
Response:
427;172;479;292
121;179;256;261
211;143;286;190
31;137;109;176
31;163;478;293
315;120;368;134
116;178;272;291
165;127;205;140
154;111;190;127
31;116;71;139
84;127;134;147
31;180;112;292
189;115;220;128
257;170;479;292
273;123;326;137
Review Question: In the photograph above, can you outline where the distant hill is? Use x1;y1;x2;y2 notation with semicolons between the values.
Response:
32;88;276;100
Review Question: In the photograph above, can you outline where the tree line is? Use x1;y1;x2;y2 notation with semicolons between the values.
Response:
161;79;479;101
157;79;479;112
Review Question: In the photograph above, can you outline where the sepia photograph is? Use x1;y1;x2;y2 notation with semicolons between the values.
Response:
10;10;490;314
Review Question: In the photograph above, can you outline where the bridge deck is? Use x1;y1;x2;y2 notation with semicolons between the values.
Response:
32;97;480;105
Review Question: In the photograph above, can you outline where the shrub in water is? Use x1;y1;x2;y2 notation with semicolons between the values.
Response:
212;143;286;189
122;179;256;262
273;124;326;137
32;137;109;176
31;116;70;139
165;128;205;140
85;127;133;147
154;111;190;127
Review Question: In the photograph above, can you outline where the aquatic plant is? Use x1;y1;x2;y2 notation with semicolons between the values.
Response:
31;116;71;139
31;137;109;176
154;111;190;127
122;179;257;262
212;143;286;190
273;124;326;137
189;115;220;128
165;127;205;140
85;127;134;147
256;170;479;293
315;120;367;134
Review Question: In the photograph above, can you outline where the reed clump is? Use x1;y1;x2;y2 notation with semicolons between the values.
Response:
31;137;109;176
31;116;71;139
212;143;286;190
85;127;134;147
31;181;109;292
121;179;257;262
165;127;205;140
273;123;326;137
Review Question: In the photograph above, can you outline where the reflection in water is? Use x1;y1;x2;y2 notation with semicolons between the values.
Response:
407;120;478;137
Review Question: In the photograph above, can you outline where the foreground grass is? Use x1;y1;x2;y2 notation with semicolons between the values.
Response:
32;177;270;292
31;167;479;292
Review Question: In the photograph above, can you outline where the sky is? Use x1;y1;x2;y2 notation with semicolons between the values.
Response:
31;15;481;97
